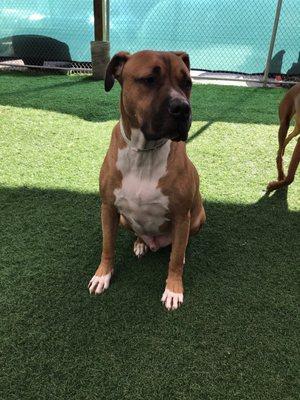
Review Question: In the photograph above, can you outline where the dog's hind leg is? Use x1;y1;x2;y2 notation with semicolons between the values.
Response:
133;237;149;258
267;138;300;191
284;103;300;147
268;93;300;191
276;118;290;181
277;93;300;179
283;138;300;186
190;192;206;236
284;123;300;148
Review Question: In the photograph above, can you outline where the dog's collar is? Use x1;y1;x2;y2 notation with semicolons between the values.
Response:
119;119;168;152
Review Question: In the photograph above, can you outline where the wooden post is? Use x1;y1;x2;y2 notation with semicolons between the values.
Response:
91;0;110;80
94;0;103;41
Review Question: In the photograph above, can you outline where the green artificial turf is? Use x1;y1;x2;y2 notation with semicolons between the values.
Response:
0;72;299;400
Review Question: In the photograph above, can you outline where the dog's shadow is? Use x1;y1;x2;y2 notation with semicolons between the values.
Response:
1;185;297;303
256;186;289;210
1;184;299;398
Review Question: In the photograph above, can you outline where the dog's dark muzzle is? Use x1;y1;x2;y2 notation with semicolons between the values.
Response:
168;98;191;121
167;98;191;141
142;96;191;142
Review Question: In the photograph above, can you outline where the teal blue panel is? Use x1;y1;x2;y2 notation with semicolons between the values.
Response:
0;0;94;62
0;0;299;73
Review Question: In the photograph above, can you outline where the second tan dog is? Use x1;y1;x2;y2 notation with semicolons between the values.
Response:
267;83;300;192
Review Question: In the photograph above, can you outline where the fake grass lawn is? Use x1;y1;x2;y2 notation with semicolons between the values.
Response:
0;72;299;400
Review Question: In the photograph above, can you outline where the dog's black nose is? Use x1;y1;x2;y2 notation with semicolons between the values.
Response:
169;98;190;118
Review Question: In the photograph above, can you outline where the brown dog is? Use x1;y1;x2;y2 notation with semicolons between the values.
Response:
88;50;206;310
267;83;300;192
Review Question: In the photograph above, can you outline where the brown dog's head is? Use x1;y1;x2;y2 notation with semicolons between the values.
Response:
105;50;192;142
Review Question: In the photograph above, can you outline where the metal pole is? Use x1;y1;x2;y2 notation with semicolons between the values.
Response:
262;0;283;86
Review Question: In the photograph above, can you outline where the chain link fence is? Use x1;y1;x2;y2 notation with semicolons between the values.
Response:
273;0;300;76
0;0;299;81
0;0;93;72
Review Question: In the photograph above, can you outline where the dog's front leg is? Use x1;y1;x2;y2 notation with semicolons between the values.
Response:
161;212;190;310
89;203;119;294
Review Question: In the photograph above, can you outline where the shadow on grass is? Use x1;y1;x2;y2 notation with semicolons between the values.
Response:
0;72;120;122
0;71;286;125
187;121;213;142
0;185;299;399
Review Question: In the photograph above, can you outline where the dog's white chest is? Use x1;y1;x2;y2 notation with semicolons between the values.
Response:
114;141;171;235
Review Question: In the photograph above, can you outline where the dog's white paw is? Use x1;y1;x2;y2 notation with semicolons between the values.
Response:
88;272;112;294
133;239;148;258
161;289;183;311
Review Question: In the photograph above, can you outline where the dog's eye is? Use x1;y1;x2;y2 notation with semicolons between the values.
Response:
140;76;156;86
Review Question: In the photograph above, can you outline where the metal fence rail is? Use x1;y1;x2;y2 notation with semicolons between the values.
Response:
0;0;299;83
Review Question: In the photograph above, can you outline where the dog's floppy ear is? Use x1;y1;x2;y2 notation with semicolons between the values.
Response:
105;51;131;92
172;51;190;71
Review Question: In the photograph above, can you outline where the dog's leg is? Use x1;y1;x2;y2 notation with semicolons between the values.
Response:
89;203;119;294
284;123;300;148
286;96;300;147
267;116;290;191
276;118;290;181
284;138;300;184
161;213;190;311
267;138;300;191
133;237;149;258
190;192;206;235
